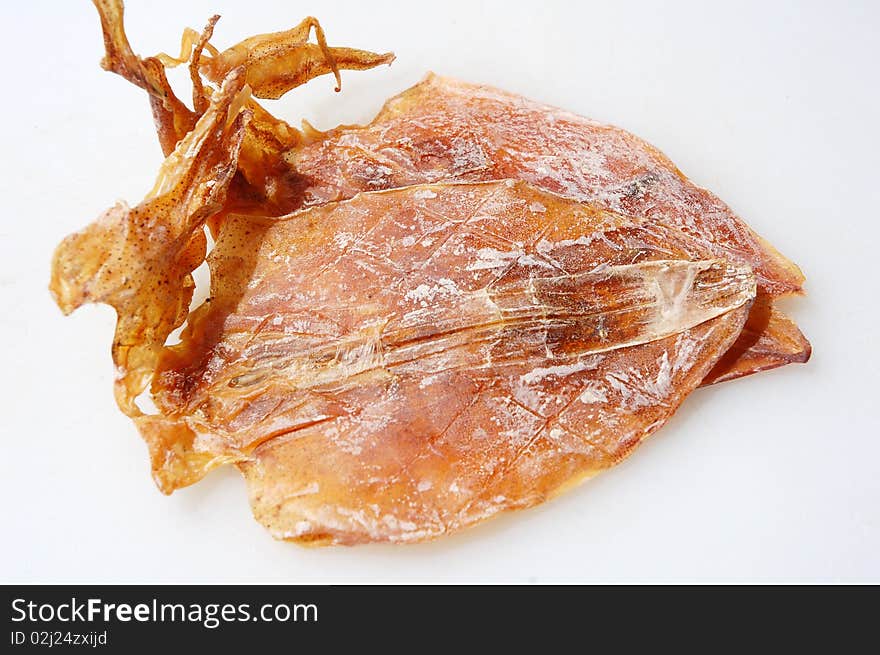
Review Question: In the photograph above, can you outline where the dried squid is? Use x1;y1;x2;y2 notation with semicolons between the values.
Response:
49;2;809;545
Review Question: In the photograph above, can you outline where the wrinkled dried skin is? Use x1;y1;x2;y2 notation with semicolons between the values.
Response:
291;74;803;295
146;181;755;543
286;74;809;382
49;71;250;415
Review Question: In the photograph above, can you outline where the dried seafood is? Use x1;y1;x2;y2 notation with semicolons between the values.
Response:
49;2;808;545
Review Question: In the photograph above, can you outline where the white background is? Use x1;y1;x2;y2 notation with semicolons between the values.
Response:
1;0;877;583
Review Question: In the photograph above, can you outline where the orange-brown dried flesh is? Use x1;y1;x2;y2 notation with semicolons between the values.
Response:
702;296;811;384
51;6;814;545
286;74;809;382
146;181;755;543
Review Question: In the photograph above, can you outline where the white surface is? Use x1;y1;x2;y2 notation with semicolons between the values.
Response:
1;0;878;584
